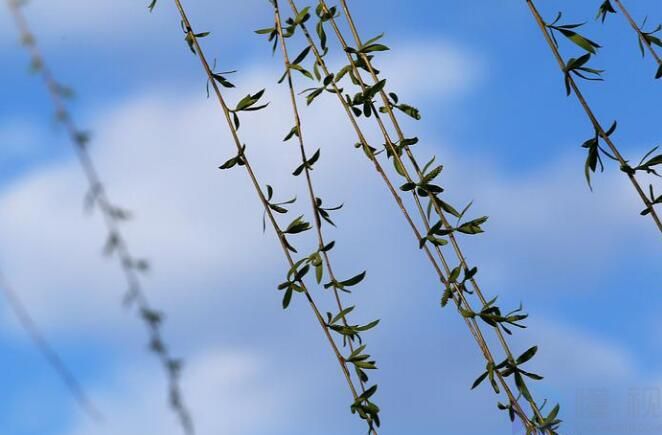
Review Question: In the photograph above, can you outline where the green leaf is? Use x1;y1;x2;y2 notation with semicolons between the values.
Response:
441;288;453;307
558;28;601;54
395;103;421;120
212;72;235;88
295;6;311;24
400;182;416;192
284;216;311;234
471;370;488;389
255;27;275;35
456;216;488;235
360;43;390;54
515;371;534;403
235;89;269;112
282;287;293;309
331;306;355;324
292;46;311;65
283;126;299;142
595;1;616;23
516;346;538;365
355;319;380;332
339;271;366;287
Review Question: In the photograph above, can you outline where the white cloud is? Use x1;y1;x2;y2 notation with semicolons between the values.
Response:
0;0;267;47
376;38;482;101
1;41;660;435
412;141;660;297
0;37;485;338
67;348;290;435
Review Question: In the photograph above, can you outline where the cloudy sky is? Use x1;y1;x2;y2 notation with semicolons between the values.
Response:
0;0;660;434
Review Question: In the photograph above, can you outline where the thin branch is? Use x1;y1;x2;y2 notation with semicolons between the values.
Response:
0;268;102;421
321;0;553;430
161;0;371;430
282;1;543;431
526;0;662;233
613;0;662;73
6;1;195;433
272;0;376;411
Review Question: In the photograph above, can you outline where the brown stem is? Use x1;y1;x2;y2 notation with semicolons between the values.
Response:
169;0;364;425
316;0;551;429
324;0;552;429
613;0;662;65
272;0;374;407
286;0;536;430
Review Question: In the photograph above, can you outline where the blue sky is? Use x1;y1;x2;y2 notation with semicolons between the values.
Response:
0;0;660;434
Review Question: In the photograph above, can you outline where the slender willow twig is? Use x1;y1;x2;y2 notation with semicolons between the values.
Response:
319;0;552;430
272;0;373;404
613;0;662;72
0;267;101;421
6;2;195;433
283;1;541;432
526;0;662;234
162;0;371;431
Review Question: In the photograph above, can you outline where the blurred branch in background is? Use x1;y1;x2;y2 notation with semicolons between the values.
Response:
5;1;196;433
0;267;102;421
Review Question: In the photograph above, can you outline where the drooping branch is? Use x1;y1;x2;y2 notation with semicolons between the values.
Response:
268;1;381;429
310;1;557;431
598;0;662;78
149;0;378;431
6;1;195;433
263;1;554;432
526;0;662;234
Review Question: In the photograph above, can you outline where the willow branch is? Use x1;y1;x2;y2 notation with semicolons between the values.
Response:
164;0;369;430
613;0;662;68
526;0;662;234
272;0;372;400
6;2;195;432
321;0;552;429
284;1;538;431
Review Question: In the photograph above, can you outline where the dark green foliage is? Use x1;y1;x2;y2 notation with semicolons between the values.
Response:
596;0;616;23
563;53;604;95
546;12;601;54
261;4;383;431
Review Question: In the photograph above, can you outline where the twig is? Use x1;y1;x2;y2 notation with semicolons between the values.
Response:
0;268;102;421
156;0;375;430
526;0;662;234
272;0;374;409
319;0;554;430
278;1;547;432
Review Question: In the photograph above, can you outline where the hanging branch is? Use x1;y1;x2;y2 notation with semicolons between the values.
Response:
6;1;195;433
147;0;379;431
265;1;381;430
259;1;557;433
525;0;662;233
0;267;101;421
307;1;559;432
597;0;662;79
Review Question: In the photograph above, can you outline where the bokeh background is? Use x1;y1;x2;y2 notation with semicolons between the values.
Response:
0;0;660;434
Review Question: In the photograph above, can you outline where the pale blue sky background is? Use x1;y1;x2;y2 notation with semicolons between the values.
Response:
0;1;660;434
